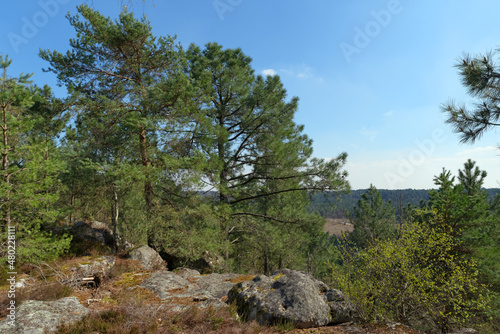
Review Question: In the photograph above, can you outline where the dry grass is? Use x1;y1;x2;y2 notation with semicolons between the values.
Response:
323;219;353;238
55;303;274;334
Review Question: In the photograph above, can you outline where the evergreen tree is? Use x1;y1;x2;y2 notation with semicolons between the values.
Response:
425;167;488;238
186;43;349;272
187;42;349;220
458;158;487;196
348;185;396;248
416;162;499;331
39;5;204;248
39;5;198;216
0;56;71;264
442;49;500;143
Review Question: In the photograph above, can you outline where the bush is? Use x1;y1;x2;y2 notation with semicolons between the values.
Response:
332;220;489;333
0;228;72;267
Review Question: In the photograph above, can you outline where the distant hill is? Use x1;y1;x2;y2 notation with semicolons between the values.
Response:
310;188;500;219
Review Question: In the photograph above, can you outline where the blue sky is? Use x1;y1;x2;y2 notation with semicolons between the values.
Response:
2;0;500;189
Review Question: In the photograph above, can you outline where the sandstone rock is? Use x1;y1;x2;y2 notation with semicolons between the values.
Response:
199;250;224;273
324;288;356;324
126;245;166;271
228;269;355;328
71;220;114;247
140;270;191;299
0;297;89;334
64;256;115;287
173;267;201;278
195;273;244;299
76;256;115;277
140;270;248;312
160;250;224;273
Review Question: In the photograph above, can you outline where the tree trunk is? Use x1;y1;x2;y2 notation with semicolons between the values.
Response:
70;193;75;224
138;126;154;211
1;104;10;230
217;115;228;204
111;185;120;254
263;250;269;276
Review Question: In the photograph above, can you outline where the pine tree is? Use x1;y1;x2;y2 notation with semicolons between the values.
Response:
442;49;500;143
0;56;71;264
458;158;487;196
186;43;349;271
39;5;202;247
187;42;349;220
348;184;396;248
425;167;488;237
39;5;198;215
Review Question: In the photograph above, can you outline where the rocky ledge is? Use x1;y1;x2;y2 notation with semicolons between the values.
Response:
0;259;359;333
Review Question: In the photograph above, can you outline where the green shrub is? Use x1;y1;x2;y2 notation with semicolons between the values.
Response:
332;219;489;333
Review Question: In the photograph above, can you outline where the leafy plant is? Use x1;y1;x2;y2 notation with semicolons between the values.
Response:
332;219;489;333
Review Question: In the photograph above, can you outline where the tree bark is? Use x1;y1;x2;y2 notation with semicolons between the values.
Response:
111;185;120;254
1;104;11;230
218;115;228;204
139;126;154;211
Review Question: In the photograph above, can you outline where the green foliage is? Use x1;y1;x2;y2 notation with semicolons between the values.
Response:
348;185;397;248
442;49;500;144
332;219;488;333
459;159;488;196
147;201;230;269
185;42;349;274
442;43;500;332
415;161;500;332
0;56;71;265
40;4;200;219
417;167;489;239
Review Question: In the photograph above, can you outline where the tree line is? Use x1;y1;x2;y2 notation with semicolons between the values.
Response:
310;187;500;219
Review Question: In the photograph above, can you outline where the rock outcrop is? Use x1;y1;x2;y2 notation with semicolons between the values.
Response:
71;220;114;247
0;297;89;334
0;264;359;332
140;269;250;311
126;245;166;271
63;256;115;287
159;250;224;273
228;269;355;328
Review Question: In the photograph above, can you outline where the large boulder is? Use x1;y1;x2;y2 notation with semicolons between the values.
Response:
71;220;114;247
0;297;89;334
228;269;355;329
71;256;115;287
159;250;224;273
126;245;166;271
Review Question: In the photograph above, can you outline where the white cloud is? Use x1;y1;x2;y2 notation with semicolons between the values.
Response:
262;69;277;76
279;69;294;76
279;64;324;82
383;110;394;117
